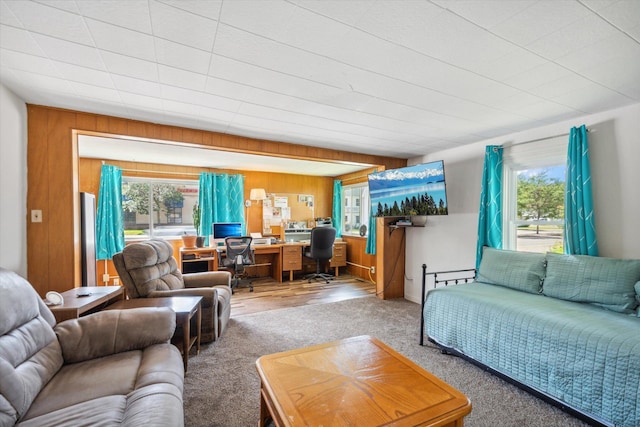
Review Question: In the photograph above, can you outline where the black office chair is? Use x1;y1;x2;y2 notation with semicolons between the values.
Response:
304;227;337;283
220;236;255;293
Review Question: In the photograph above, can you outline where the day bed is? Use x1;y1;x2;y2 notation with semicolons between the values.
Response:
0;268;185;427
113;239;232;342
421;248;640;427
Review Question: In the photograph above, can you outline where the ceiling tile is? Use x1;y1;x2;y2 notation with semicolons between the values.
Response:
491;1;591;46
120;91;164;110
158;0;222;21
30;33;106;70
158;64;207;91
0;25;45;56
4;1;93;45
527;13;619;60
111;74;161;97
0;49;60;77
431;0;536;30
33;0;80;14
149;1;217;51
155;38;212;74
54;62;114;88
100;51;157;81
0;1;23;26
70;81;121;103
76;0;152;33
593;0;640;34
85;19;156;62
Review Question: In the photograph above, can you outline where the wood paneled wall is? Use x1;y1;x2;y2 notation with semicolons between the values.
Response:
27;105;406;296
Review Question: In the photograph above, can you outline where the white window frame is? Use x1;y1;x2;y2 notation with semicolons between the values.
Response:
502;136;567;250
122;176;199;240
342;182;370;237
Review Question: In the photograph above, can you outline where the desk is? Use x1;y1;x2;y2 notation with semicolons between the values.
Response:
48;286;125;323
180;242;346;283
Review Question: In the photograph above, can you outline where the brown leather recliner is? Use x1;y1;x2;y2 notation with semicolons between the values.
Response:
112;239;232;342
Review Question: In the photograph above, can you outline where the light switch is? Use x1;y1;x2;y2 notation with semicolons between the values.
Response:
31;210;42;223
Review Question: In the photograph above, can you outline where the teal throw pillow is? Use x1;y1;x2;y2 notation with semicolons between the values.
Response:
476;247;545;294
543;253;640;314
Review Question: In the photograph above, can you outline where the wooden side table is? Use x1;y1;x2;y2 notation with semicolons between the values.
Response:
48;286;125;323
106;296;202;372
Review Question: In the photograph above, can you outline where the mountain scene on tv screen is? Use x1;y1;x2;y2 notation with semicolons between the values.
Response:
369;162;448;217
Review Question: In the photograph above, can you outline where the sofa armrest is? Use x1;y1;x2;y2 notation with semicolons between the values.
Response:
183;271;231;288
148;287;217;308
54;307;176;364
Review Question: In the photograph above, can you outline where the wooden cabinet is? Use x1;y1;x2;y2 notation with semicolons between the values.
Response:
375;217;405;300
282;245;302;281
330;242;347;276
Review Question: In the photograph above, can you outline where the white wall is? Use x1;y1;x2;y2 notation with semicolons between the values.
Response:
404;103;640;303
0;84;27;277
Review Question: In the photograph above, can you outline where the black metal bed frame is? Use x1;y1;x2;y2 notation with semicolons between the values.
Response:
419;263;611;427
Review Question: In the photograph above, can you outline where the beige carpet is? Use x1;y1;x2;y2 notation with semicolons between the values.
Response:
183;295;589;427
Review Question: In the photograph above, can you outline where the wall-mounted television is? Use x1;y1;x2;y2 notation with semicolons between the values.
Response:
368;161;448;217
212;222;243;245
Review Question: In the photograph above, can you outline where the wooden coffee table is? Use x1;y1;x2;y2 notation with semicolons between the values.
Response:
106;296;202;372
256;335;471;427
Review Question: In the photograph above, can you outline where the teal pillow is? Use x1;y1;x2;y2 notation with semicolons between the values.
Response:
476;247;545;294
543;253;640;314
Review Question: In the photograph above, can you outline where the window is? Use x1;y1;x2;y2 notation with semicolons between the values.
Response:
342;183;370;236
122;177;199;240
503;137;567;253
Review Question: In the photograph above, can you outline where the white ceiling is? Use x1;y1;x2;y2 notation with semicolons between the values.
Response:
78;134;372;176
2;0;640;166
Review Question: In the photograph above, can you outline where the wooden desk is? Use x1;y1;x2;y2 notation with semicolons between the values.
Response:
180;242;346;283
106;296;202;373
256;335;471;427
48;286;124;323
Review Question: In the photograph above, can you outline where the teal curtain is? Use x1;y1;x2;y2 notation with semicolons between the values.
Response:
96;164;124;260
365;214;376;255
564;125;598;256
199;172;245;245
332;180;343;237
476;146;503;270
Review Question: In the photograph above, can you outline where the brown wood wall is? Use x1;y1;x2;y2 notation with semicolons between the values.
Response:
27;105;406;296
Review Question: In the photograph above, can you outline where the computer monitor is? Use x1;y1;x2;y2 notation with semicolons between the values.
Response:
212;222;242;246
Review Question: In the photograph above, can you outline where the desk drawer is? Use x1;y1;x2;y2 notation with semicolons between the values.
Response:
330;244;346;267
282;246;302;271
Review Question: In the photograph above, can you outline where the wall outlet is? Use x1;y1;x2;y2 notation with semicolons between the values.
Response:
102;273;109;283
113;278;120;286
31;209;42;223
370;266;375;274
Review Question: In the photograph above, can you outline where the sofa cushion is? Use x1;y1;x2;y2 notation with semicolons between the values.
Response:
476;247;546;294
543;253;640;313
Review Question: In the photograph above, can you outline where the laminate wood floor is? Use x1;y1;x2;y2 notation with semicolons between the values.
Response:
230;274;376;317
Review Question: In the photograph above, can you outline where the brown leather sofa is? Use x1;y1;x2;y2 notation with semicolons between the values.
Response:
112;239;232;342
0;268;185;427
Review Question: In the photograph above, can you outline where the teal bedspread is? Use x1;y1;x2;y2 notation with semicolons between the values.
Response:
423;283;640;427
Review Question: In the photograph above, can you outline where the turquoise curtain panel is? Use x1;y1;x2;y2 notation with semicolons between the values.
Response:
476;146;503;270
199;172;245;245
564;125;598;256
365;212;376;255
332;180;343;237
96;164;124;260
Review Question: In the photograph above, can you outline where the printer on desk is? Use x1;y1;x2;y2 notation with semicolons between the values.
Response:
250;233;271;245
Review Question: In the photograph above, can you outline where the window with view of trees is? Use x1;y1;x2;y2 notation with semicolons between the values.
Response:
342;183;370;236
122;177;199;240
503;136;567;253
